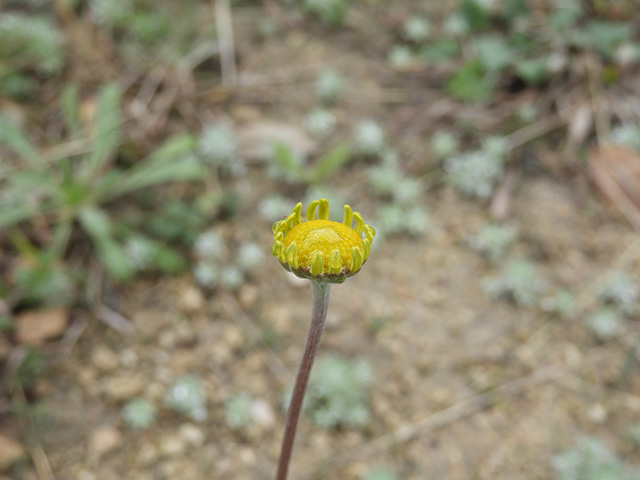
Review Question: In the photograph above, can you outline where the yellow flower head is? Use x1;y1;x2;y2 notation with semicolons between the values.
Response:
271;199;376;283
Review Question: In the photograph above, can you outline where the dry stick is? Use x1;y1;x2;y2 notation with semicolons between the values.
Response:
276;281;331;480
215;0;237;87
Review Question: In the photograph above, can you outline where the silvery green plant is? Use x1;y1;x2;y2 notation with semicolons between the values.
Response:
376;204;430;238
164;375;208;422
122;398;157;430
609;124;640;151
443;12;470;37
403;16;430;42
259;195;294;222
197;123;244;177
552;436;640;480
303;109;336;139
445;150;504;198
629;424;640;447
482;135;509;159
431;130;460;159
283;354;373;430
224;393;254;429
303;0;351;26
354;119;386;156
363;466;398;480
388;45;414;68
585;308;623;342
316;69;344;106
483;259;547;307
192;229;263;290
597;270;638;316
123;235;157;271
470;223;517;263
89;0;134;28
0;13;65;74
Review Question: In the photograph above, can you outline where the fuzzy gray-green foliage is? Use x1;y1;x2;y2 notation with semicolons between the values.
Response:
362;466;398;480
316;69;344;105
597;271;638;316
445;150;504;199
552;436;640;480
303;0;351;26
284;354;373;430
303;109;336;139
122;398;157;430
609;124;640;151
403;16;431;43
164;375;208;422
224;393;254;429
354;119;386;156
471;224;517;263
483;259;547;307
431;130;460;159
0;13;65;74
197;123;244;176
585;308;623;342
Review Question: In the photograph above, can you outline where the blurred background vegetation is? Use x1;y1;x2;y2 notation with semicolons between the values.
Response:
1;0;640;479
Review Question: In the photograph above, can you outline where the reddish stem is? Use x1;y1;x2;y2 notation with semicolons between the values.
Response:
275;280;331;480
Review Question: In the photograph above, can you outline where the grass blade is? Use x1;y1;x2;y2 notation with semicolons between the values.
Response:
0;113;45;168
81;84;122;182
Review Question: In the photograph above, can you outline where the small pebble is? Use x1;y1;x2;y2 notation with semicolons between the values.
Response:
89;425;122;458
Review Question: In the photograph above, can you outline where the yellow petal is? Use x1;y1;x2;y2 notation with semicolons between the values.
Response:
311;251;325;276
330;249;342;274
306;200;319;221
353;212;365;235
318;198;329;220
343;205;353;227
350;247;363;271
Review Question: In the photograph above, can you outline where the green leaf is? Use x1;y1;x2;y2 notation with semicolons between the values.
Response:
0;204;48;228
153;246;187;274
0;113;45;168
446;60;494;102
503;0;528;19
94;235;134;280
270;141;302;180
475;35;514;72
78;206;132;279
418;40;460;63
570;21;633;59
98;134;201;201
60;84;81;136
516;57;549;85
459;0;489;31
81;84;122;182
78;205;112;239
307;143;351;183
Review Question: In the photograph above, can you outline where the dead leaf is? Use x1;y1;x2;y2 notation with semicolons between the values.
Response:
236;120;316;161
589;144;640;229
15;307;69;346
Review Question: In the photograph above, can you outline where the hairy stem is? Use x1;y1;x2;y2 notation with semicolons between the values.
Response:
275;280;331;480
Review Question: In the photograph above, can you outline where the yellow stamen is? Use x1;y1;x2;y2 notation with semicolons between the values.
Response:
330;249;342;274
350;247;363;272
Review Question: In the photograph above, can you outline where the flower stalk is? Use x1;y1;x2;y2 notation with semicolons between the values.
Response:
276;280;331;480
271;199;375;479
